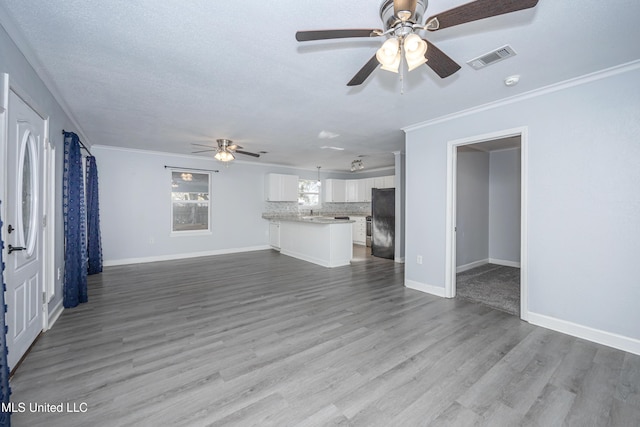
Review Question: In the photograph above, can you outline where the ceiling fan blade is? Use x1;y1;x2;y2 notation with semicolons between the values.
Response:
296;29;381;42
191;149;217;153
235;150;260;158
425;0;538;31
423;39;461;78
191;143;216;149
347;54;380;87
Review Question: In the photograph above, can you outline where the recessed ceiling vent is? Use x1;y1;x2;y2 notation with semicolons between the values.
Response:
467;45;517;70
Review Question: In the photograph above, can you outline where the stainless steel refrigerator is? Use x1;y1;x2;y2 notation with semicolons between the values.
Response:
371;188;395;259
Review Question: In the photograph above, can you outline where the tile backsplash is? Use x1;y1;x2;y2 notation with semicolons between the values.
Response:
321;202;371;214
263;201;371;216
263;202;299;215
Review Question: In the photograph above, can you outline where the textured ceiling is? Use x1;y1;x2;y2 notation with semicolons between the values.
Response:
1;1;639;172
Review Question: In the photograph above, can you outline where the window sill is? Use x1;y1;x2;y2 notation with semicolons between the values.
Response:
170;230;212;237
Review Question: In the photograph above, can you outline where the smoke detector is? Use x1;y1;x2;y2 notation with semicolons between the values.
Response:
504;75;520;86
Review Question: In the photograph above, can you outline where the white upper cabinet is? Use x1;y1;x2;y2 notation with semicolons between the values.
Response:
345;179;359;202
371;175;395;189
323;174;395;203
265;173;299;202
372;176;386;189
324;179;346;202
359;178;373;202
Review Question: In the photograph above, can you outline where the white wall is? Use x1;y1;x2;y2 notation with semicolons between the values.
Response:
95;146;346;265
456;148;489;268
489;148;521;263
405;64;640;351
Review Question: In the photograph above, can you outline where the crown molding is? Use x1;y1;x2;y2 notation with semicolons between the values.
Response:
91;144;383;174
403;59;640;132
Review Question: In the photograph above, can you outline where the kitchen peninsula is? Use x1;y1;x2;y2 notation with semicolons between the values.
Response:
263;215;354;268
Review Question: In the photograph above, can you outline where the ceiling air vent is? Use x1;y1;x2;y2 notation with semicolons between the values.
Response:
467;45;517;70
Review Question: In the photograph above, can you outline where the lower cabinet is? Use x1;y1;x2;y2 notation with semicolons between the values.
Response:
351;216;367;246
269;221;280;250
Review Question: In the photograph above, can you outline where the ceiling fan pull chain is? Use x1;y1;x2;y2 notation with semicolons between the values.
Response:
400;60;405;95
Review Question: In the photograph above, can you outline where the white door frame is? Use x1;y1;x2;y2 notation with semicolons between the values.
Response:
445;126;529;321
41;128;55;331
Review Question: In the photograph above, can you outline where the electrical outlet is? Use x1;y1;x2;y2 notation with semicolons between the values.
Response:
417;255;423;265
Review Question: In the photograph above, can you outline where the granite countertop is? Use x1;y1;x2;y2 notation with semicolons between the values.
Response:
262;213;355;224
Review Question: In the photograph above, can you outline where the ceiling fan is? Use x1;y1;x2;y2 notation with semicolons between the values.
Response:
192;139;261;162
295;0;539;86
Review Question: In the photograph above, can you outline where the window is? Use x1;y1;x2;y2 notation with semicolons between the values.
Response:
171;171;210;232
298;179;321;207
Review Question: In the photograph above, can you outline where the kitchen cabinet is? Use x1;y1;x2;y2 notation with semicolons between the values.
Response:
371;175;395;190
372;176;386;189
323;175;395;203
324;179;346;202
345;179;359;202
359;178;373;202
383;175;395;188
351;216;367;245
269;221;280;250
265;173;298;202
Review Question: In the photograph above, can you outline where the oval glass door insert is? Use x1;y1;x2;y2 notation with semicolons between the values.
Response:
18;131;37;256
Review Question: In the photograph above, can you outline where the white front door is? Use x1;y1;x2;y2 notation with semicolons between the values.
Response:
5;90;45;370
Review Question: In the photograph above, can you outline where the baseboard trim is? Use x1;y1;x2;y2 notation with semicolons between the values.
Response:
46;300;63;331
103;245;272;267
456;259;489;273
456;258;521;273
528;312;640;356
489;258;521;268
405;279;446;298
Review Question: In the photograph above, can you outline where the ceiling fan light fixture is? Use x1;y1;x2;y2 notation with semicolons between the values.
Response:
214;150;235;162
404;34;427;71
406;54;427;71
376;37;401;73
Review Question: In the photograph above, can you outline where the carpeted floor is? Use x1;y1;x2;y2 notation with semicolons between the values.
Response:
456;263;520;316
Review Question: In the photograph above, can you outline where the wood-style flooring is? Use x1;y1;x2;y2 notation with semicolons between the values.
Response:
9;248;640;426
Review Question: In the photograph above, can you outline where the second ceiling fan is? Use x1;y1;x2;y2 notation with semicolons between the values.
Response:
296;0;539;86
192;139;261;162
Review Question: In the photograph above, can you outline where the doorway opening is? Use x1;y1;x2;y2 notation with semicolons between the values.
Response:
445;127;528;320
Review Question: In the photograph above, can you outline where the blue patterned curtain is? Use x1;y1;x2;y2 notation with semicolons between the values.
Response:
0;202;12;427
63;132;88;308
85;156;102;275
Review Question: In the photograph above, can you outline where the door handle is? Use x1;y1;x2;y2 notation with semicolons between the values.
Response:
8;245;26;254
